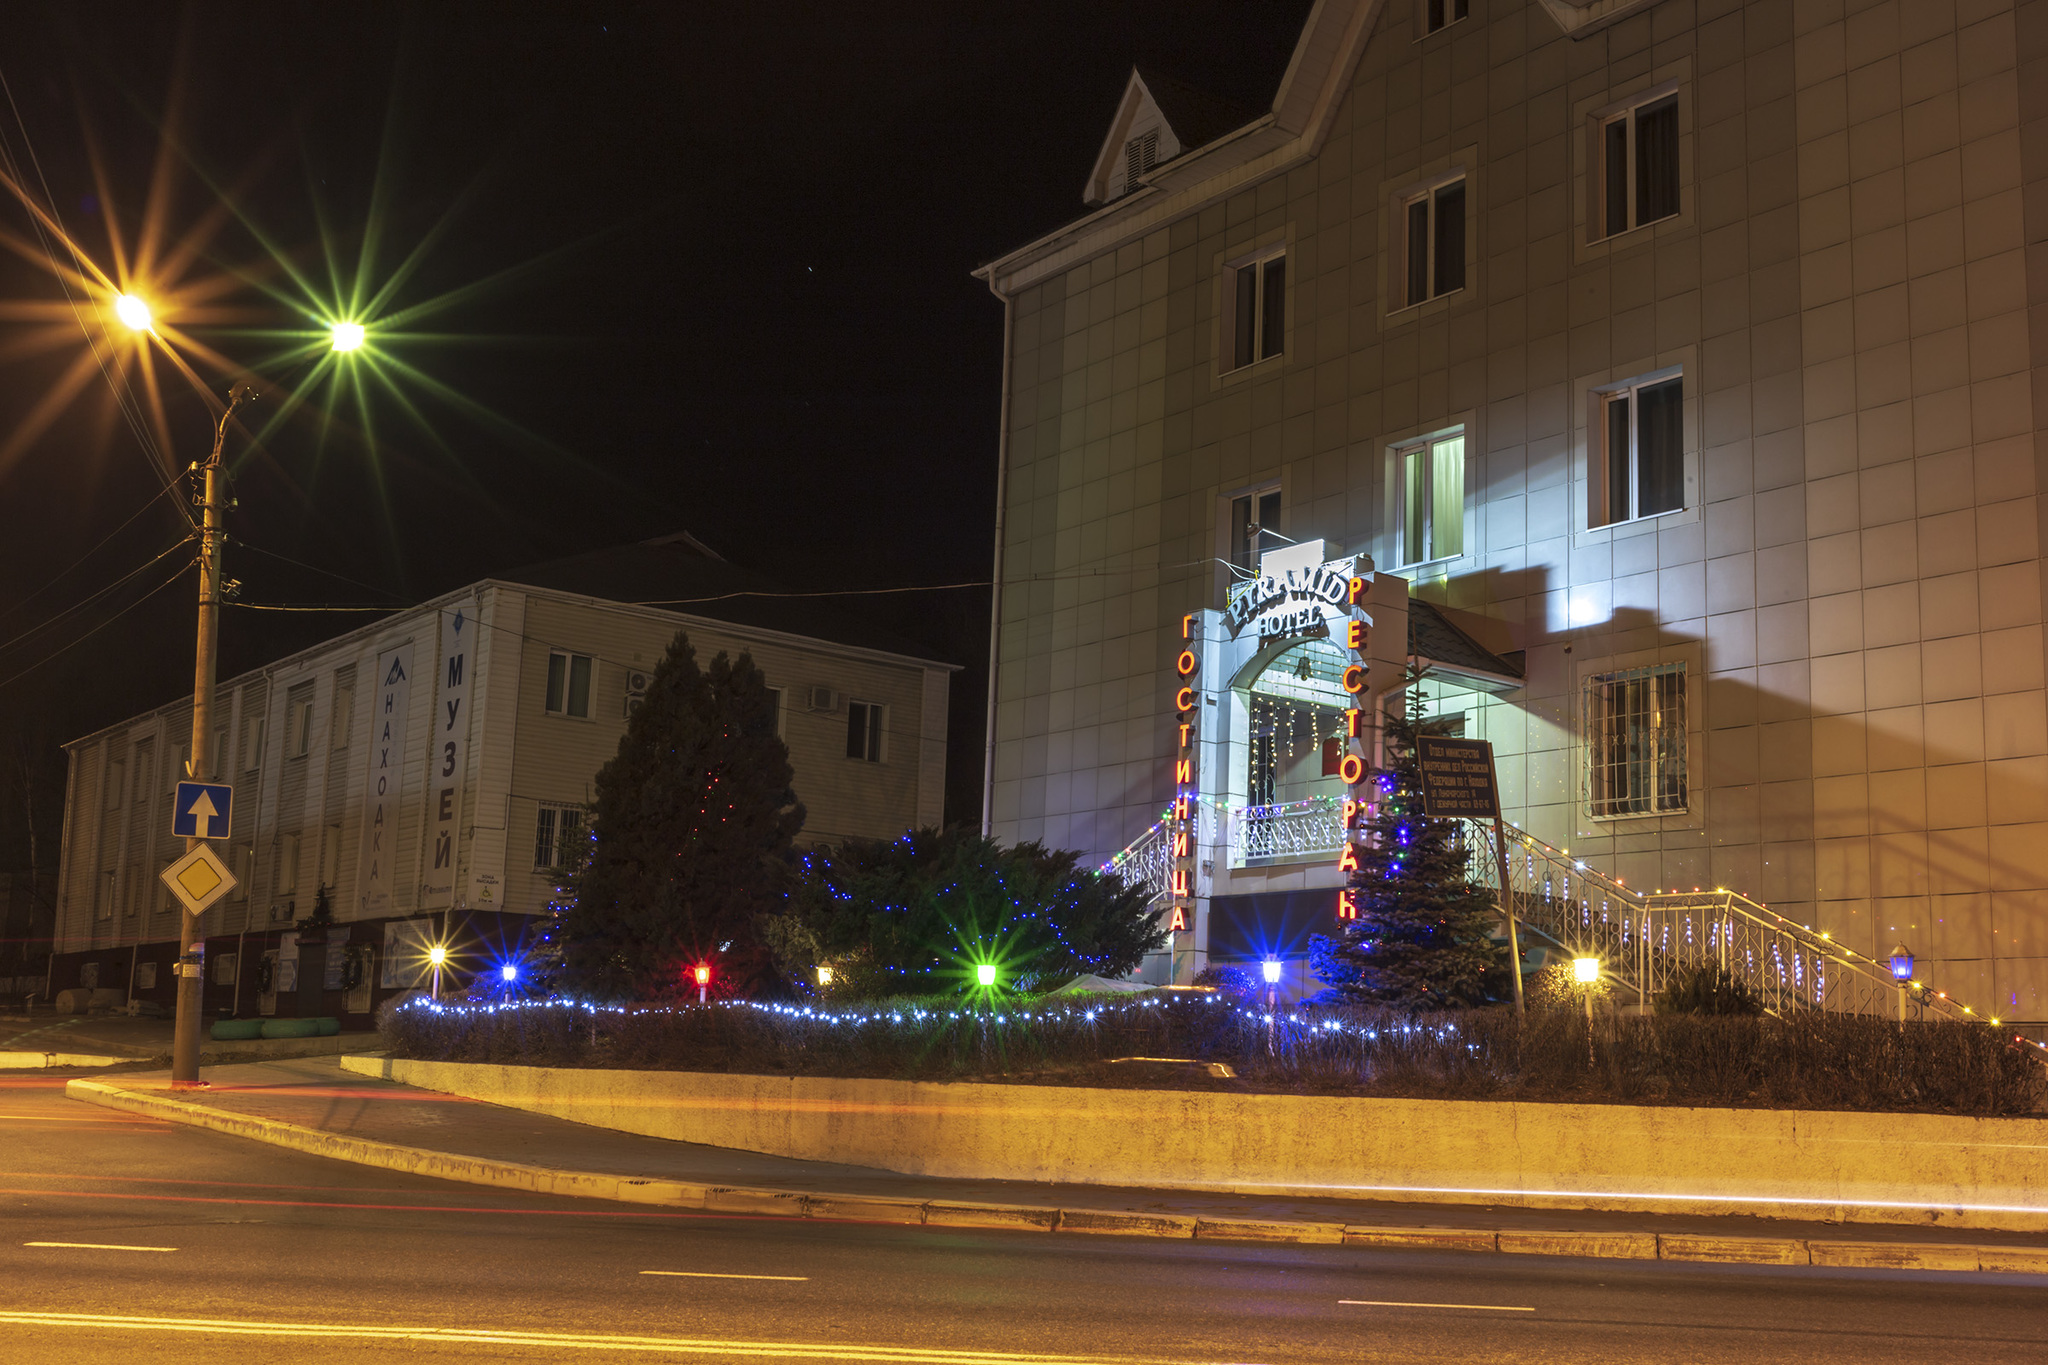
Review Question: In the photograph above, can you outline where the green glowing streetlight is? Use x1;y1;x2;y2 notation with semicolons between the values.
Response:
329;320;366;352
975;963;998;988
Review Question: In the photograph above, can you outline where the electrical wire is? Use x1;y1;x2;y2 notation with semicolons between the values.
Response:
0;555;193;692
0;534;194;658
0;481;190;627
0;68;196;526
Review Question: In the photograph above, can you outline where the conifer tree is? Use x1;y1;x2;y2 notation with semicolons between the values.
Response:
1308;694;1507;1009
554;632;804;999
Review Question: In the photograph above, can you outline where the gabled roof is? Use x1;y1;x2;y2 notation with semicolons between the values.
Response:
1082;68;1260;206
979;0;1381;296
499;532;955;667
1408;597;1524;695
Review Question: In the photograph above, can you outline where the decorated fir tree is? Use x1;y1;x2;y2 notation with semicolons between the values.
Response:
1308;694;1507;1009
554;632;804;999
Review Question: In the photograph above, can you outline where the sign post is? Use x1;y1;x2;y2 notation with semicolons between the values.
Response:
1415;735;1524;1018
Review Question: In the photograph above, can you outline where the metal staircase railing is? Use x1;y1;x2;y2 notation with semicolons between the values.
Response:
1101;812;1172;904
1469;821;1993;1027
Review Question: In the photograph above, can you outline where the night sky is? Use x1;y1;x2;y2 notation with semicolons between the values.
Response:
0;1;1311;864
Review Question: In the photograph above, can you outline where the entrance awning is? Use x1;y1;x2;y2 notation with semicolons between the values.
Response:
1408;597;1525;695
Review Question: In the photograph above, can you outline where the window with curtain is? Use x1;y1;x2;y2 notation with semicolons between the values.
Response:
1594;92;1679;240
1398;177;1466;309
1595;373;1684;526
1398;431;1465;565
1225;248;1286;371
545;650;594;718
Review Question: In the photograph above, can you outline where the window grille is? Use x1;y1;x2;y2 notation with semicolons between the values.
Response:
1584;664;1688;818
534;803;585;870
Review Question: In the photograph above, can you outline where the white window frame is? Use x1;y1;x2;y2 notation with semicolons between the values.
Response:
1221;245;1286;373
331;686;353;750
534;802;586;871
545;650;595;720
1589;83;1681;244
846;700;885;763
287;694;315;759
1392;172;1467;311
1393;428;1467;569
1228;485;1283;575
1584;663;1689;819
1590;366;1686;528
1417;0;1469;38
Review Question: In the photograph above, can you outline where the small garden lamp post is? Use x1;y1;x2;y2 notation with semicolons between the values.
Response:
815;964;833;992
693;962;711;1005
428;944;447;1001
975;963;998;989
1573;956;1600;1065
1888;943;1914;1024
1262;958;1282;1053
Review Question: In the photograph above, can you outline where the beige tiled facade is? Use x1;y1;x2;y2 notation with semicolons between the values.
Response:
979;0;2048;1021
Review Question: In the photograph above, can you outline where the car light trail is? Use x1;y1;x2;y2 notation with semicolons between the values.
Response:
1338;1300;1534;1312
639;1270;809;1281
0;1310;1183;1362
24;1241;177;1252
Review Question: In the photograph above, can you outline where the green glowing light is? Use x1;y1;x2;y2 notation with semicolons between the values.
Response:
975;963;998;987
329;320;366;352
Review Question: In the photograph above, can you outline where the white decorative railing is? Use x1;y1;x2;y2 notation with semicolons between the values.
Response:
1468;822;1999;1028
1101;814;1172;903
1229;797;1345;865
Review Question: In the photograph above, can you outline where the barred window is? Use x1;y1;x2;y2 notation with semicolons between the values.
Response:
1584;664;1687;818
534;802;586;870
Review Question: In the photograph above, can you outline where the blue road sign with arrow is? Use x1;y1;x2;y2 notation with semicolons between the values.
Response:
172;782;234;840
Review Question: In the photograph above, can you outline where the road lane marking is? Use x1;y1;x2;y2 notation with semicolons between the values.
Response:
0;1309;1176;1362
1339;1300;1534;1312
25;1241;177;1252
641;1271;809;1281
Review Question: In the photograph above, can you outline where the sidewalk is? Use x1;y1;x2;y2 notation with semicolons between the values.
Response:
1;1014;380;1068
66;1056;2048;1275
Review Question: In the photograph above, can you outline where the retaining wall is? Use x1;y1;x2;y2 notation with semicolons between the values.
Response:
340;1056;2048;1231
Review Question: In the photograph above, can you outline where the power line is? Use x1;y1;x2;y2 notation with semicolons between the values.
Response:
0;535;194;658
0;482;188;628
0;556;193;692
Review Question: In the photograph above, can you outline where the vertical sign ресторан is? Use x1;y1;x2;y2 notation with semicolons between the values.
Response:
418;606;475;907
1334;570;1372;921
354;642;415;917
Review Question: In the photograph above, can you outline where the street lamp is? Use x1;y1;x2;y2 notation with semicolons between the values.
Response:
975;963;998;989
115;292;153;331
429;944;448;1000
1889;942;1914;1024
329;321;365;352
1262;958;1282;1053
815;964;833;991
693;963;711;1004
168;380;256;1089
1573;956;1600;1066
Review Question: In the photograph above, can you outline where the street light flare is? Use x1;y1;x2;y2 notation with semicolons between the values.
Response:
329;320;365;352
115;292;153;331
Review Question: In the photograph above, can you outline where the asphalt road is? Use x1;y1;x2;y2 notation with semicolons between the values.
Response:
2;1075;2045;1364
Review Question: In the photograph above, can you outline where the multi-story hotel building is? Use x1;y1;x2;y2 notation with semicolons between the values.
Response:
977;0;2048;1024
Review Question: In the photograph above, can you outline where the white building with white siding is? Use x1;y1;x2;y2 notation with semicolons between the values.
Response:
51;551;954;1020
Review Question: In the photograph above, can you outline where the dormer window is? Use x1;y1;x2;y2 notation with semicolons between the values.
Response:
1122;131;1159;196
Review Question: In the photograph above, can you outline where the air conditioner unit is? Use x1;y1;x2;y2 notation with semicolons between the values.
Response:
624;694;645;719
806;686;839;713
626;670;652;695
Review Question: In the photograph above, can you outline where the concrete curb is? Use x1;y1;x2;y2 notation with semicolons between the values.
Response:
0;1051;126;1069
62;1078;2048;1275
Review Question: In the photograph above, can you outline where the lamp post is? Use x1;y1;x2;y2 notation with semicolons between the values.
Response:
428;944;447;1000
125;297;363;1089
1262;957;1281;1053
694;963;711;1004
815;964;834;993
1888;942;1914;1025
170;371;254;1088
1573;956;1600;1066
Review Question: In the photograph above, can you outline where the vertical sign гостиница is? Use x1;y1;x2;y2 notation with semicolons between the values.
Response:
1168;618;1199;935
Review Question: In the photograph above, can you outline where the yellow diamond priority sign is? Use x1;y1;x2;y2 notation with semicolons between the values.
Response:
160;844;236;917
